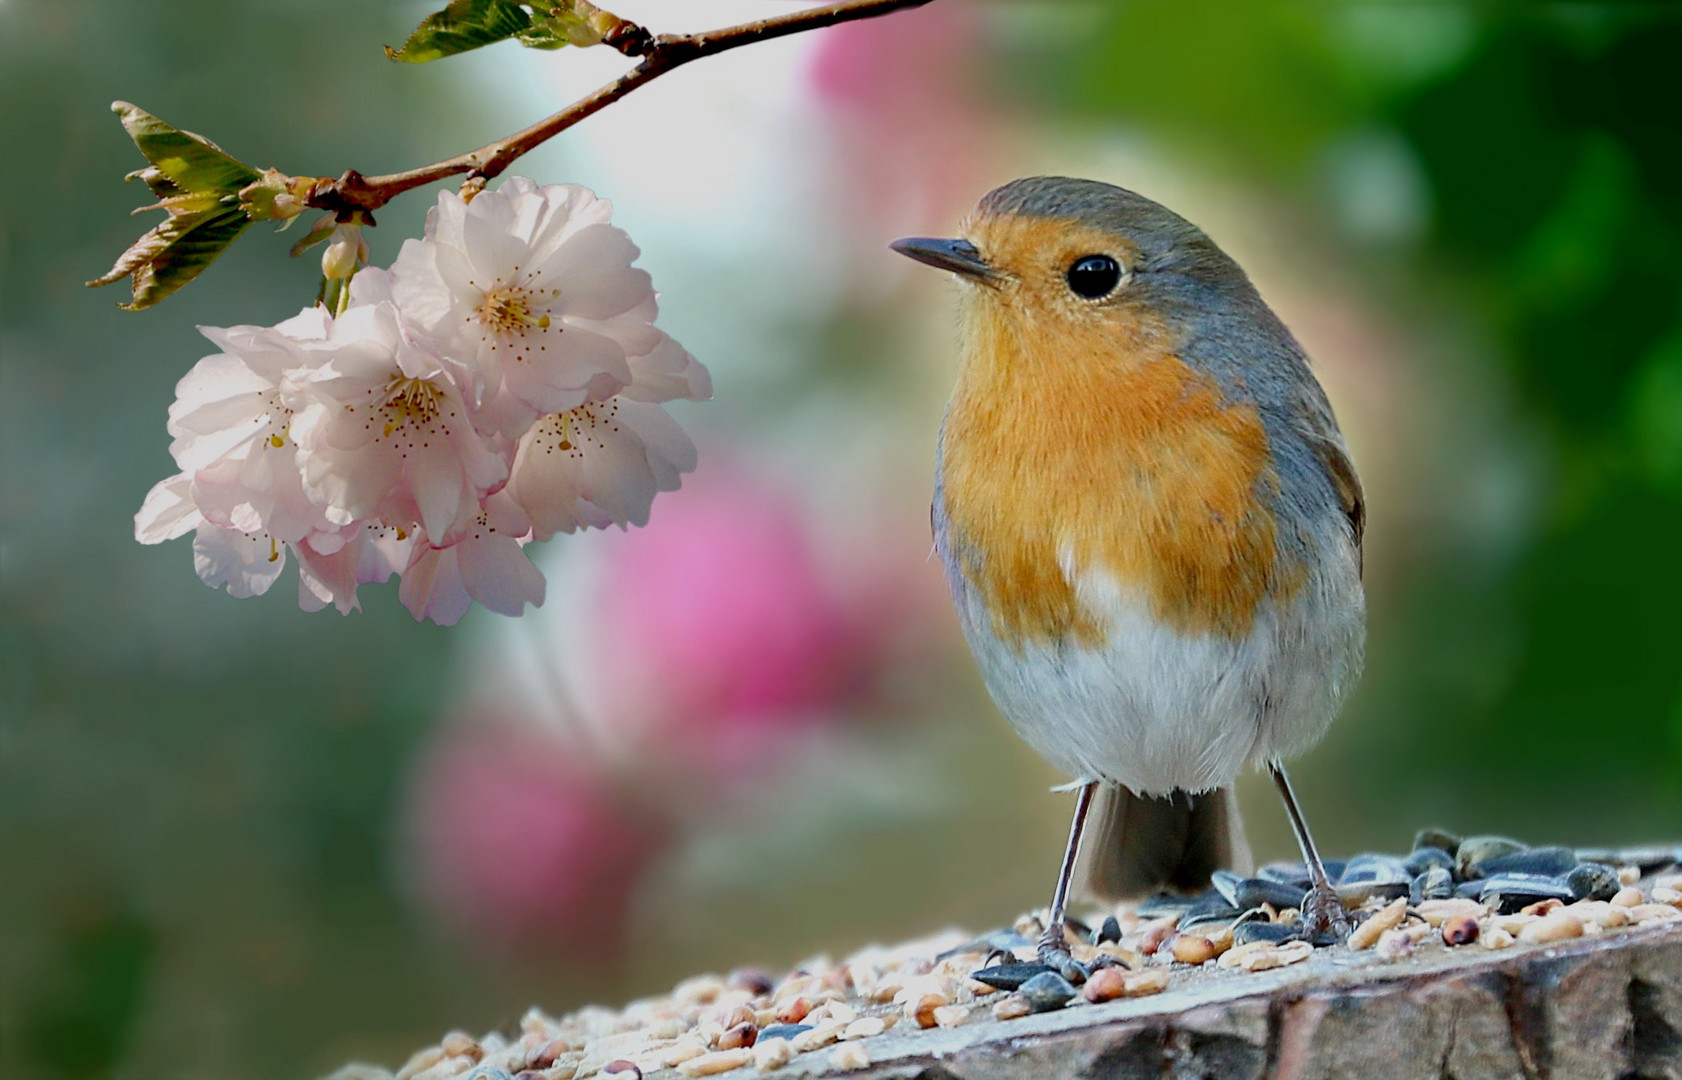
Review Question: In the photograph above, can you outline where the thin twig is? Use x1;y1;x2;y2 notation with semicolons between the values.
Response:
306;0;934;216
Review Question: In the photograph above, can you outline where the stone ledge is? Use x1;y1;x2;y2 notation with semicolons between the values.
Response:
727;923;1682;1080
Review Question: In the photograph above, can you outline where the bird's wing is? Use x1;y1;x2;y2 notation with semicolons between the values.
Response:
1296;391;1365;574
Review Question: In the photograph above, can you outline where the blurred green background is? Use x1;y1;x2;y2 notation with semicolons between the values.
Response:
2;2;1679;1078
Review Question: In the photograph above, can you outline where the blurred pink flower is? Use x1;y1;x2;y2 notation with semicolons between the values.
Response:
806;3;998;244
404;719;668;959
404;464;957;950
582;469;872;766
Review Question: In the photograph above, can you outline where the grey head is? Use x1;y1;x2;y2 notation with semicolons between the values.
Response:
974;176;1248;289
892;176;1262;313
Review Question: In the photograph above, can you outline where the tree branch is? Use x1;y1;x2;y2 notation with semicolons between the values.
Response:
306;0;934;216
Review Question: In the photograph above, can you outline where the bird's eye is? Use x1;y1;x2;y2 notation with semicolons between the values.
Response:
1066;254;1123;299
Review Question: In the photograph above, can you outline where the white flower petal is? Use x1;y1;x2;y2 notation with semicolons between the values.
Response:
135;474;203;543
425;188;469;248
291;301;505;541
463;197;529;283
618;399;698;487
505;396;697;539
192;523;286;598
387;239;457;330
500;324;631;414
456;535;546;616
623;334;712;404
384;178;664;426
543;225;647;320
295;537;362;614
272;305;332;341
398;544;473;625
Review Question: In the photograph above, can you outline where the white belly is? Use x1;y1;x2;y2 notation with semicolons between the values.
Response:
951;544;1365;795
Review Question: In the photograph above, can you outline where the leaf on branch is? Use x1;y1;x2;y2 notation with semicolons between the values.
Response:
110;101;262;196
386;1;630;61
87;102;267;310
89;204;251;311
386;0;538;62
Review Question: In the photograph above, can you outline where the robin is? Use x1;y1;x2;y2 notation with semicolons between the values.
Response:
892;177;1365;976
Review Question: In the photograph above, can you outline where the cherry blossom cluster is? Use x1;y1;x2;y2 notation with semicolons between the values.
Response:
136;178;710;625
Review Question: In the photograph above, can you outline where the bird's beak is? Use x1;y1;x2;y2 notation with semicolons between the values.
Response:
890;237;998;284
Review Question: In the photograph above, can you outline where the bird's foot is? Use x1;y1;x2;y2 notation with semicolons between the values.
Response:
1295;882;1352;946
1036;925;1088;984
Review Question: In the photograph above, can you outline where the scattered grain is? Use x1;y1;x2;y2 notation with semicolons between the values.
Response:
1349;897;1408;950
716;1023;756;1051
438;1033;480;1061
830;1043;871;1071
1170;934;1217;966
1374;929;1414;962
908;993;945;1029
1479;925;1515;950
1218;940;1311;971
1417;898;1484;927
751;1038;792;1072
1519;898;1563;917
677;1048;752;1076
1628;903;1682;924
1082;967;1127;1004
674;977;726;1007
1121;968;1172;996
660;1041;709;1068
1567;901;1629;929
1138;915;1179;955
1441;914;1480;946
790;1021;844;1053
1518;912;1583;945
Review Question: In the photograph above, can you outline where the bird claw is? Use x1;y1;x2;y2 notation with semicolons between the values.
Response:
1295;882;1352;945
1036;929;1088;984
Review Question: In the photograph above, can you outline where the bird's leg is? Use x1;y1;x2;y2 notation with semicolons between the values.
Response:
1036;781;1097;983
1269;763;1351;943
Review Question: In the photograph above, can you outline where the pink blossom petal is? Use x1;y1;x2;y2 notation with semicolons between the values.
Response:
192;524;286;598
399;545;473;626
457;536;546;616
501;324;631;414
135;474;202;543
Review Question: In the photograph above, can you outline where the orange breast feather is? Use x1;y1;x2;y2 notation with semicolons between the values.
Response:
939;300;1294;650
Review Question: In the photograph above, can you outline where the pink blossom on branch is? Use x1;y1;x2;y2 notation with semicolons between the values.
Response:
288;292;509;544
390;178;663;435
135;177;709;625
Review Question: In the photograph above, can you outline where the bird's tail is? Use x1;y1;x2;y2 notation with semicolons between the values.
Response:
1076;786;1252;901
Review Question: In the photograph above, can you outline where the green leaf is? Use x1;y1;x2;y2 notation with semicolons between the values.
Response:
109;101;261;195
88;203;251;310
515;21;571;51
386;0;538;63
91;103;268;308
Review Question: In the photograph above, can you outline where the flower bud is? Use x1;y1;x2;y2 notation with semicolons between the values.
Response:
240;168;318;223
322;223;368;281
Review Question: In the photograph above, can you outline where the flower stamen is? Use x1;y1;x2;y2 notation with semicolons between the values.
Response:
475;284;558;338
379;375;445;438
